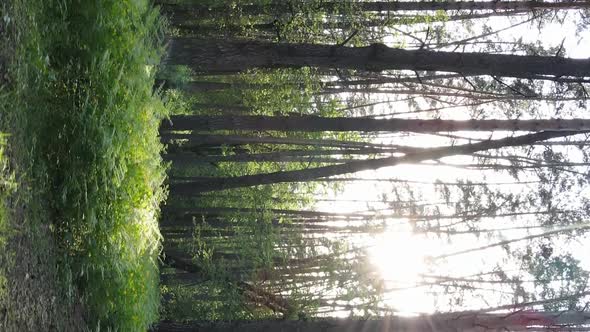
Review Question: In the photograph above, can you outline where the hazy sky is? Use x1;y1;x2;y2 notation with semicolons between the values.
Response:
314;8;590;314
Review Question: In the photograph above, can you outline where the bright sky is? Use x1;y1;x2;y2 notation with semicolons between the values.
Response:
313;8;590;315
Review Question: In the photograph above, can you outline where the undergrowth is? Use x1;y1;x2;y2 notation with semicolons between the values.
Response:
5;0;169;330
0;136;10;304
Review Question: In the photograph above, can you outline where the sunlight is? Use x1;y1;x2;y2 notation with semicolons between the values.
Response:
367;222;440;313
368;223;430;282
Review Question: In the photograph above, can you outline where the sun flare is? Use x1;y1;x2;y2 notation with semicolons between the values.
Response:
369;225;430;282
365;223;441;312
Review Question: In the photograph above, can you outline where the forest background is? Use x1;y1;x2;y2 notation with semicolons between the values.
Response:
1;0;590;331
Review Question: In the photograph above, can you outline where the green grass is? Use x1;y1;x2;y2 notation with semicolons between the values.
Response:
0;135;10;302
1;0;169;330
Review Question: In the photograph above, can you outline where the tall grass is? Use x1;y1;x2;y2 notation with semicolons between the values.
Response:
0;135;11;304
9;0;168;330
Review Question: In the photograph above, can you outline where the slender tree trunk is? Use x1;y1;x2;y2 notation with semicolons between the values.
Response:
308;177;537;186
169;131;581;194
319;87;574;101
161;8;529;31
160;207;370;226
238;1;590;14
326;73;465;87
169;21;277;37
532;140;590;146
160;133;405;150
157;75;463;93
163;153;353;164
174;155;347;164
162;248;213;281
161;115;590;133
163;148;396;164
160;1;590;16
431;223;590;261
152;311;590;332
157;80;299;93
191;103;250;114
161;272;203;286
165;39;590;78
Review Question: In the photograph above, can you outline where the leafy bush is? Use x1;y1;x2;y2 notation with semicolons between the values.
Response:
10;0;168;330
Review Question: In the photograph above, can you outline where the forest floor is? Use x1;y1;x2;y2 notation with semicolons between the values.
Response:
0;1;168;331
0;3;86;331
0;2;86;331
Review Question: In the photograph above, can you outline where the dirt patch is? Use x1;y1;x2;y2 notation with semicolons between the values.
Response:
0;199;86;332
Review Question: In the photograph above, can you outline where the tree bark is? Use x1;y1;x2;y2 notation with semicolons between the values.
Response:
161;115;590;133
160;1;590;17
169;131;580;194
239;1;590;14
160;207;370;226
165;153;347;164
165;39;590;78
163;249;206;276
152;311;590;332
160;133;405;150
163;148;396;164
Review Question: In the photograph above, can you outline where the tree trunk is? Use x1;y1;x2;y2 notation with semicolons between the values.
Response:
161;115;590;133
165;39;590;78
163;148;396;164
157;80;294;93
160;133;404;150
152;311;590;332
169;131;580;194
161;272;203;286
160;207;369;226
319;87;578;101
160;1;590;17
166;155;344;164
163;249;206;276
239;1;590;14
191;103;250;114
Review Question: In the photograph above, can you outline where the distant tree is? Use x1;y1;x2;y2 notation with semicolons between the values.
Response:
170;131;581;194
152;309;590;332
159;1;590;17
161;115;590;133
166;39;590;79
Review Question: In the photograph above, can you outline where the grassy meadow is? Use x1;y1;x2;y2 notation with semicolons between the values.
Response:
0;0;169;330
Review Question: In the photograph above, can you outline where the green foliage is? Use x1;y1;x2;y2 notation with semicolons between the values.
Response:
525;251;590;310
162;66;359;202
161;216;377;321
159;0;590;321
6;0;168;330
170;0;450;44
0;135;11;304
157;29;379;320
162;281;263;321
